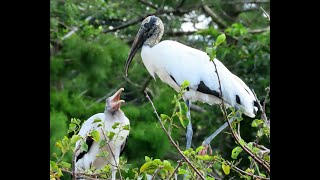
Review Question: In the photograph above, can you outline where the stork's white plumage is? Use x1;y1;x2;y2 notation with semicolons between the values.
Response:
75;88;130;180
125;16;258;154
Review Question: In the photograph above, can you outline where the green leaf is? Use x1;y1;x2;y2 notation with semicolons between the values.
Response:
90;130;100;142
163;160;173;173
99;140;106;148
55;141;62;149
96;150;108;158
59;161;71;169
121;164;132;173
93;118;102;124
196;146;205;153
154;159;163;165
112;122;120;129
50;161;62;177
178;168;189;175
107;131;115;140
245;168;254;174
259;173;266;177
251;119;263;127
145;156;151;162
178;113;189;129
123;124;130;131
70;135;82;144
206;47;216;59
181;80;190;89
222;163;230;175
160;114;169;121
215;33;226;46
197;155;215;161
239;139;245;146
231;146;243;159
140;161;155;173
81;141;88;152
206;177;215;180
68;123;76;133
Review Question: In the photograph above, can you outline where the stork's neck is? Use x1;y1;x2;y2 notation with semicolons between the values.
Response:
104;109;124;119
144;36;161;47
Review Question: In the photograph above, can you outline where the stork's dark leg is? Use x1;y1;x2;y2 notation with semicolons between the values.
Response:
199;116;236;155
185;100;193;149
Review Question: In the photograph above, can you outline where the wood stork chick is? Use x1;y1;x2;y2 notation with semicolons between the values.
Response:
125;16;258;154
75;88;130;180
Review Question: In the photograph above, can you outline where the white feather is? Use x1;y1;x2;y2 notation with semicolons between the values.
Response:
75;111;130;180
141;40;257;117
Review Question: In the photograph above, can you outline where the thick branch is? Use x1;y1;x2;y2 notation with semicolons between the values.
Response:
144;91;206;180
138;0;158;9
103;2;190;33
201;5;228;29
211;60;270;174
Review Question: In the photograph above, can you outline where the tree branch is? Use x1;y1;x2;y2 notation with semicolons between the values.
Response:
252;88;270;128
211;60;270;174
201;5;228;29
144;91;206;180
225;161;269;180
138;0;158;9
103;2;190;33
72;142;82;180
167;160;182;180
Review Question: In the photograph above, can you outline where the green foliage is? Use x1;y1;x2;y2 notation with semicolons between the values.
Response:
51;0;269;179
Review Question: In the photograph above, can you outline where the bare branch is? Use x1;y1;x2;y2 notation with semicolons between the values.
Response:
201;5;228;29
225;161;269;180
222;0;269;4
144;91;206;180
103;3;190;33
151;166;163;180
167;160;183;180
138;0;158;9
248;26;270;34
211;60;270;174
101;130;123;180
260;6;270;21
252;89;270;128
62;16;93;41
73;142;82;180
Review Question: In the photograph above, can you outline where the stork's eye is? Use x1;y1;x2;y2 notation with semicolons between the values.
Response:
144;23;150;29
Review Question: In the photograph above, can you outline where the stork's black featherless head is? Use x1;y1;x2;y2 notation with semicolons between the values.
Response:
125;15;164;76
142;15;158;29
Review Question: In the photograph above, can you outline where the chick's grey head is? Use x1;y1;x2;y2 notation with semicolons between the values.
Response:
105;88;125;114
125;15;164;76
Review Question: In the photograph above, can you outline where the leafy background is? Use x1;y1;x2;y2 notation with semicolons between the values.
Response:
50;0;269;179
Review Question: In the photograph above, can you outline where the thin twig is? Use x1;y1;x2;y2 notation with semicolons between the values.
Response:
225;161;269;180
144;91;206;180
73;142;82;180
260;6;270;21
151;166;163;180
211;60;270;174
252;89;270;128
62;169;106;180
101;130;123;180
62;16;93;41
167;160;183;180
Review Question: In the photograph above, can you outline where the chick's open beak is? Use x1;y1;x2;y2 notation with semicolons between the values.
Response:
109;88;125;111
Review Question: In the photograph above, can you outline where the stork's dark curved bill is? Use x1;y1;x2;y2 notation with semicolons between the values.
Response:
125;28;147;76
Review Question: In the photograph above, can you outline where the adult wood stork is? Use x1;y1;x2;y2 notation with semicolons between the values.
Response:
125;15;258;155
75;88;130;180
